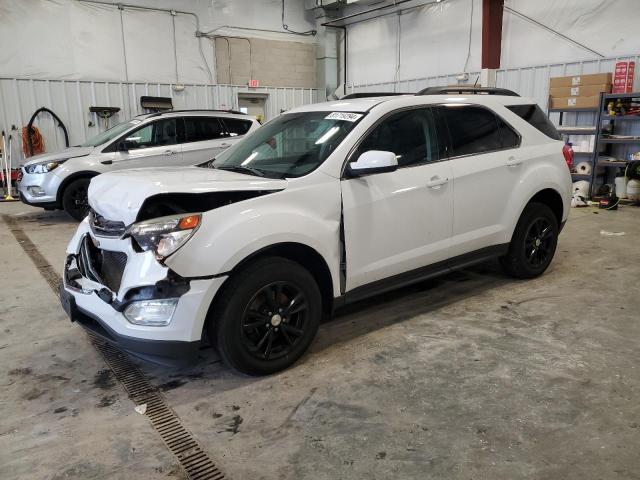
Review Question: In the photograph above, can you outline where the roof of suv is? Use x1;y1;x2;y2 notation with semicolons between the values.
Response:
288;93;534;114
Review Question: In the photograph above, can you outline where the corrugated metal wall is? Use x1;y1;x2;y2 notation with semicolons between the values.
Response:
0;78;318;165
347;53;640;116
347;54;640;145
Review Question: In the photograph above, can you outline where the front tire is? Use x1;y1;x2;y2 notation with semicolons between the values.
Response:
500;202;559;279
209;257;322;376
62;178;91;221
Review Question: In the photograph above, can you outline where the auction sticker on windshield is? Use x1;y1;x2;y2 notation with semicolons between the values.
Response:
325;112;363;122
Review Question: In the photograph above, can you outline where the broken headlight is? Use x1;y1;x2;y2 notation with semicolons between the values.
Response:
127;213;201;260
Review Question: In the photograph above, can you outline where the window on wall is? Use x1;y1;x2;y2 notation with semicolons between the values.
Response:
184;117;225;142
353;108;440;167
436;105;519;157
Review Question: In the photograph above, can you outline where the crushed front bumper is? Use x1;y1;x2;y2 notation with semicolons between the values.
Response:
60;219;227;366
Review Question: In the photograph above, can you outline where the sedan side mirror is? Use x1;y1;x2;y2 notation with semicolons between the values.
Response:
348;150;398;177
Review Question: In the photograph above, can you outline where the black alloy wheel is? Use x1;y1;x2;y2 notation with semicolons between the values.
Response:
500;202;559;279
210;257;321;376
240;282;309;361
62;178;91;221
523;218;554;267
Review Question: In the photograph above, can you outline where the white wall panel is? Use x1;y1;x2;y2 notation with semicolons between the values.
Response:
0;78;317;166
343;0;640;86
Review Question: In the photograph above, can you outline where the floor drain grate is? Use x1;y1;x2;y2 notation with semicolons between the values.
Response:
3;214;225;480
91;338;225;480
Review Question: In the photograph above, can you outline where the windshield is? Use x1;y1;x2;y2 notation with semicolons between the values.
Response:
204;111;363;178
79;119;143;147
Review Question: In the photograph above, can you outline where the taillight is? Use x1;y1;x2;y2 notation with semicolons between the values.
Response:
562;144;574;170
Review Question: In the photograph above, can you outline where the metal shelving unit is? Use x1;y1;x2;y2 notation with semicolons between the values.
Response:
549;104;599;185
590;92;640;198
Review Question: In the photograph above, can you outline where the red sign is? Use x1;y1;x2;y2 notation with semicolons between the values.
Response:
248;79;259;88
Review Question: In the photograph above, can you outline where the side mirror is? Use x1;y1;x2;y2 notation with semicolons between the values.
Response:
348;150;398;176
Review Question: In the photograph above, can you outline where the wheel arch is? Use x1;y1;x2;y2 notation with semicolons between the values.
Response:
205;242;335;334
527;188;564;226
56;170;101;205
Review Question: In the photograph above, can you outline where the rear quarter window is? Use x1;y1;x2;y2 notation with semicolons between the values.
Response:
223;118;253;137
506;104;562;140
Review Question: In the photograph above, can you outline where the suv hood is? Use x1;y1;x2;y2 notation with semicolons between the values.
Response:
23;146;94;166
89;166;288;225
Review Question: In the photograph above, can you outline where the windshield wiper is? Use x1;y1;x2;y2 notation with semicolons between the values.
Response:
215;165;266;177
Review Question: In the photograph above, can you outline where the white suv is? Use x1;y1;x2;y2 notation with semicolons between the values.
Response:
60;87;572;375
18;110;259;220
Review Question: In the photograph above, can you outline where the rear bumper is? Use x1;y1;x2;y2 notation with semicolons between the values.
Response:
60;286;200;366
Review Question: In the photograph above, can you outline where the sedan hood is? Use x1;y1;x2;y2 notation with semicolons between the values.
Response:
88;166;287;225
23;146;94;165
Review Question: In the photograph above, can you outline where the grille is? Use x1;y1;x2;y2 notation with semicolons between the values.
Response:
89;209;126;237
78;235;127;293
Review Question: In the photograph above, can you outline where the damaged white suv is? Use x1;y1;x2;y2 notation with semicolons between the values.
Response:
60;87;572;375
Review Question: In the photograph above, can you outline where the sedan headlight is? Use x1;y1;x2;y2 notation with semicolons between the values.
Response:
127;213;201;260
24;159;68;174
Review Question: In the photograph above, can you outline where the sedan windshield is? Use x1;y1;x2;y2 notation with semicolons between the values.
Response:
205;111;363;178
79;119;143;147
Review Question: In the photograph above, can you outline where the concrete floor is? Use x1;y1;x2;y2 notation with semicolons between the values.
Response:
0;201;639;480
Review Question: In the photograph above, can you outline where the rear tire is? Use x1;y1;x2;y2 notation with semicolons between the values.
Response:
500;202;559;279
209;257;321;376
62;178;91;221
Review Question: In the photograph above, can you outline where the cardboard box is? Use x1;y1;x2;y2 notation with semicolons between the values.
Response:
549;73;613;88
550;95;600;109
549;84;611;97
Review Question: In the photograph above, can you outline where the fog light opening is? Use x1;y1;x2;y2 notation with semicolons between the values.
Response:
124;298;178;326
27;186;46;197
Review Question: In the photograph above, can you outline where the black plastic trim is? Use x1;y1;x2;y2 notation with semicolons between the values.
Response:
18;192;60;209
341;243;509;306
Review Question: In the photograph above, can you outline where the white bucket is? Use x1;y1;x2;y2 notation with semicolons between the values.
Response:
615;176;627;198
627;179;640;202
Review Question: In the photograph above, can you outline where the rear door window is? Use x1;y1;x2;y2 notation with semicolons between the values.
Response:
436;105;519;157
184;117;225;142
506;104;562;140
222;118;253;137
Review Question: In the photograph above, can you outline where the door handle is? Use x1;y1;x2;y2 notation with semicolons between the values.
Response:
220;143;232;148
426;176;449;189
100;160;113;165
506;156;522;167
164;150;176;156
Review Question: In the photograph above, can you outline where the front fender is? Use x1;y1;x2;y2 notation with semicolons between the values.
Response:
165;175;343;297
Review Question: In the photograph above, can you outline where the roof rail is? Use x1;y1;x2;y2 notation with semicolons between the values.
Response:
160;109;248;115
341;92;412;99
417;86;520;97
